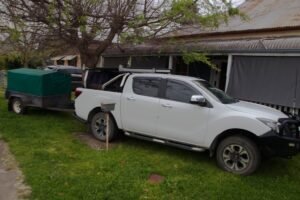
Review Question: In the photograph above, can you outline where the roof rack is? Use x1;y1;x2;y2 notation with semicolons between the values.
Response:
118;65;170;74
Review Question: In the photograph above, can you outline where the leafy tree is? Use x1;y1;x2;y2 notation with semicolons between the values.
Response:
0;0;240;68
182;51;219;71
0;18;61;68
0;55;6;70
4;54;22;70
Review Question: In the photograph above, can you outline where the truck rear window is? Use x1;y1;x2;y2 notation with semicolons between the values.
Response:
133;77;160;98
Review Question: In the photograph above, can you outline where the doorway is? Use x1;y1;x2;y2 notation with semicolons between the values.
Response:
173;56;228;90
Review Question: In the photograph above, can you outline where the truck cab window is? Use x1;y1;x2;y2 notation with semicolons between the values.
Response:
165;80;198;103
133;77;160;98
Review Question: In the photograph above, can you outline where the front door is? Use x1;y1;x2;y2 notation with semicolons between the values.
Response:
157;79;210;146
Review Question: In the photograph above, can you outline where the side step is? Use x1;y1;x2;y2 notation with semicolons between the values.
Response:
124;132;206;152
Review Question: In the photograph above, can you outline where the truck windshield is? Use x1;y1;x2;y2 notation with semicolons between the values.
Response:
194;80;239;104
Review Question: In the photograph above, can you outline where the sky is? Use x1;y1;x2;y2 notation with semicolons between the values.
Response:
232;0;246;7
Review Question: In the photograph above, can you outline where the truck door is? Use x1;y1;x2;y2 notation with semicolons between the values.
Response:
157;79;210;146
121;76;161;136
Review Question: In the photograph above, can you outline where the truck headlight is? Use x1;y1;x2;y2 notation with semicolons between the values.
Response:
257;118;280;133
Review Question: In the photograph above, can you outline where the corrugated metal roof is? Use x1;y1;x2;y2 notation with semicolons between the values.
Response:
102;37;300;55
166;0;300;38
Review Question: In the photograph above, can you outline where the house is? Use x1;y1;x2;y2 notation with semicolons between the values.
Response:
51;54;80;67
53;0;300;114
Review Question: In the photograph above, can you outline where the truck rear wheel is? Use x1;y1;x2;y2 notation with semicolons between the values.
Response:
89;112;118;142
216;136;261;176
10;98;26;114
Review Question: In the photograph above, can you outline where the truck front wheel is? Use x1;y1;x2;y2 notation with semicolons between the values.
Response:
89;112;118;142
216;136;261;175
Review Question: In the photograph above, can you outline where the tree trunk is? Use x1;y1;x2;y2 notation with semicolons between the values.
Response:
78;28;118;68
22;54;29;68
79;51;100;69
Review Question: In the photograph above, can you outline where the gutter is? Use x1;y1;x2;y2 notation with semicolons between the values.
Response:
102;49;300;57
156;26;300;41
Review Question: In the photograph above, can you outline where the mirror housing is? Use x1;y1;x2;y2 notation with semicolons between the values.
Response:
190;95;207;106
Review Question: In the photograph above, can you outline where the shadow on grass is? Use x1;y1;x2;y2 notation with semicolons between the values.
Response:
118;136;213;163
0;103;71;118
257;157;292;175
26;107;72;116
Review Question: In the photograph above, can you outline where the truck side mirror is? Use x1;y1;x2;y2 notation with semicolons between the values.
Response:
190;95;206;106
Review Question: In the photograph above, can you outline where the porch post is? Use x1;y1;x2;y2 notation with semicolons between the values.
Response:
168;56;173;71
128;56;132;68
225;54;233;92
98;56;104;68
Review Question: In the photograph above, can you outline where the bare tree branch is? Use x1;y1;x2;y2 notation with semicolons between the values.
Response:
0;0;239;68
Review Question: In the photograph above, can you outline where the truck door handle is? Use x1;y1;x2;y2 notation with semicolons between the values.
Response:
161;103;172;108
126;96;136;101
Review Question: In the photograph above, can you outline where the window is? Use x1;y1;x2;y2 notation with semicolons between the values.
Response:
103;57;129;68
133;77;160;98
86;71;120;89
165;80;198;103
131;56;169;69
56;60;64;65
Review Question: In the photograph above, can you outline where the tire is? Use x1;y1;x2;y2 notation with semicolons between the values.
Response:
10;98;26;114
216;136;261;176
89;112;118;142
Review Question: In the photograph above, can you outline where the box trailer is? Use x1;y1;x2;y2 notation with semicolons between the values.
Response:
5;68;73;114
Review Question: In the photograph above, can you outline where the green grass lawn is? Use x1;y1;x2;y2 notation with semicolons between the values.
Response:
1;90;300;200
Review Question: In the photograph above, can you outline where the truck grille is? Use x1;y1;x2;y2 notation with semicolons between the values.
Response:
278;118;300;139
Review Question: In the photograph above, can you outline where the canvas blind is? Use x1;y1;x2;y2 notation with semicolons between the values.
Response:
227;56;300;108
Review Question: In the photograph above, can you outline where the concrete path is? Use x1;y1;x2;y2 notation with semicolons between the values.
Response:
0;140;31;200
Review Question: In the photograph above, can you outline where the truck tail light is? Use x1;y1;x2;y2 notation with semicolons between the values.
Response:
75;88;82;98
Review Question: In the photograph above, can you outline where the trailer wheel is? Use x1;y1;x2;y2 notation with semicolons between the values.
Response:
10;98;26;114
89;112;118;142
216;136;261;176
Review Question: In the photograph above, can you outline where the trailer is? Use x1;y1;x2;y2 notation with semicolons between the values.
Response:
5;68;74;114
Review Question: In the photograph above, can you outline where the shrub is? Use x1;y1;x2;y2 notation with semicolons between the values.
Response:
5;54;22;70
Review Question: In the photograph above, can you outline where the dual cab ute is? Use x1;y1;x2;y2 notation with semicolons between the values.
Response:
75;73;300;175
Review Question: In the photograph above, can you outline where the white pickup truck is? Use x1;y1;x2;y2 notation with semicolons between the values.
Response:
75;72;300;175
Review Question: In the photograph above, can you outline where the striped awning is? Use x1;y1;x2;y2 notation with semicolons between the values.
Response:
50;56;65;61
62;55;77;60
